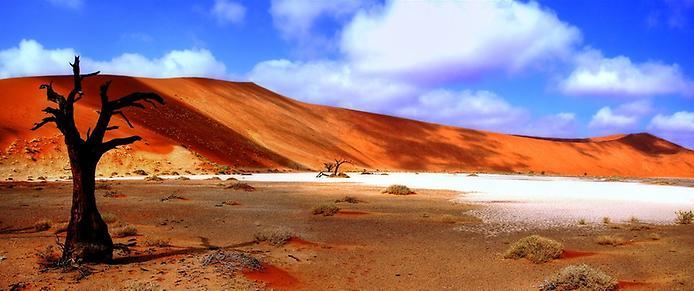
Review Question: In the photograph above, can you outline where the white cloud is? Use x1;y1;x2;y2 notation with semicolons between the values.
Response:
248;59;416;111
0;39;227;79
270;0;368;40
46;0;82;9
649;111;694;132
211;0;246;25
559;49;694;97
340;0;580;84
588;106;638;129
396;89;527;131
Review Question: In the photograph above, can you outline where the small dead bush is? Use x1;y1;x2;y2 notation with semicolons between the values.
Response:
504;235;563;264
175;176;191;181
226;182;255;192
312;204;340;216
596;235;625;246
101;213;118;224
628;216;640;224
36;245;61;268
205;176;222;181
144;175;164;182
143;238;171;247
540;264;617;291
254;227;294;246
102;190;122;198
201;250;263;274
112;225;138;238
222;200;241;206
161;194;186;202
335;196;362;203
382;184;415;195
34;219;53;231
602;217;611;224
577;218;587;225
675;210;693;225
133;169;148;176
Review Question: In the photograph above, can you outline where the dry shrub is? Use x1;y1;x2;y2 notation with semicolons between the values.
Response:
540;264;617;291
226;177;238;181
161;194;186;202
205;176;222;181
34;219;53;231
329;172;350;178
504;235;563;263
312;204;340;216
143;238;171;247
175;176;191;181
101;213;118;224
577;218;587;225
596;235;625;246
602;217;611;224
675;210;694;225
628;216;640;224
133;169;148;176
648;233;662;240
382;184;415;195
113;225;138;238
201;250;263;274
144;175;164;182
226;182;255;191
222;200;240;206
95;182;112;190
254;227;294;246
335;196;362;203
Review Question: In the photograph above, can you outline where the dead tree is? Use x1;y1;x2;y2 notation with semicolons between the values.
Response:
31;56;164;263
333;159;351;176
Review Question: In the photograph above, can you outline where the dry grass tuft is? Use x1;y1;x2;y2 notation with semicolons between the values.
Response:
602;217;611;224
254;227;294;246
126;281;162;291
201;250;263;274
112;225;138;238
675;210;693;225
143;238;171;247
596;235;625;246
382;184;415;195
335;196;362;203
312;204;340;216
175;176;191;181
226;182;255;192
540;264;617;291
101;213;118;224
144;175;164;182
504;235;563;263
577;218;587;225
34;219;53;231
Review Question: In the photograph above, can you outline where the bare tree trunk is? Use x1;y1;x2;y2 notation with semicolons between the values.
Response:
62;148;112;262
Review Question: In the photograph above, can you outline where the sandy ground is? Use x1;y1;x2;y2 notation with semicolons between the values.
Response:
0;179;693;290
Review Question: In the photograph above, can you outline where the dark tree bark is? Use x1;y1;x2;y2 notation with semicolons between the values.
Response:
332;159;351;176
31;56;164;263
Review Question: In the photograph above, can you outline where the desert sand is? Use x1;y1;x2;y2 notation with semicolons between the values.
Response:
1;75;693;180
0;178;693;290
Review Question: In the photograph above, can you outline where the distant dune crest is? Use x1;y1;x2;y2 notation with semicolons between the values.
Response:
0;75;692;178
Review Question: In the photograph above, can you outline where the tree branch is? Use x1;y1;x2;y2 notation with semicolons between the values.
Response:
109;92;164;110
101;136;141;152
31;117;56;131
113;111;134;128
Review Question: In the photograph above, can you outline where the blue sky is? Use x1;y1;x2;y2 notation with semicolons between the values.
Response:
1;0;692;148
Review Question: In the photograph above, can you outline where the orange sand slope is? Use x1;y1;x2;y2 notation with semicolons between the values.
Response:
0;75;692;178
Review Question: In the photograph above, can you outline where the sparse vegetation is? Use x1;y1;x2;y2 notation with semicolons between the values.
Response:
578;218;587;225
226;182;255;191
312;204;340;216
176;176;191;180
335;196;362;203
36;245;61;268
222;200;241;206
628;216;640;224
34;219;53;231
144;175;164;181
675;210;693;224
101;213;118;224
126;281;162;291
602;217;611;224
539;264;617;291
143;238;171;247
504;235;563;263
161;193;187;202
382;184;415;195
254;227;294;246
201;250;263;274
596;235;625;246
205;176;222;181
112;225;138;238
133;169;148;176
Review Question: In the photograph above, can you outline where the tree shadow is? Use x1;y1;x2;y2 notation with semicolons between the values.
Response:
111;238;256;265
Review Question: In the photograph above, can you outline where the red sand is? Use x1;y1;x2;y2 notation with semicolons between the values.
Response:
243;263;299;290
1;75;692;177
561;249;597;259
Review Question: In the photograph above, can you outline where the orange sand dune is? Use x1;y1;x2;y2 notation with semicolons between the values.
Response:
0;75;692;178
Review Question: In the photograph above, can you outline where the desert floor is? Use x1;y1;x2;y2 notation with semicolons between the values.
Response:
0;179;692;290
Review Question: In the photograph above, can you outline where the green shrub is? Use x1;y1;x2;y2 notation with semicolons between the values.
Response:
504;235;563;263
540;264;617;291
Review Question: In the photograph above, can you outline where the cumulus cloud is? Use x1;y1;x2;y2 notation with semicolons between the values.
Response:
396;89;527;131
648;111;694;148
0;39;227;79
248;59;416;110
211;0;246;25
270;0;368;40
588;106;638;129
340;0;580;84
559;49;694;97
